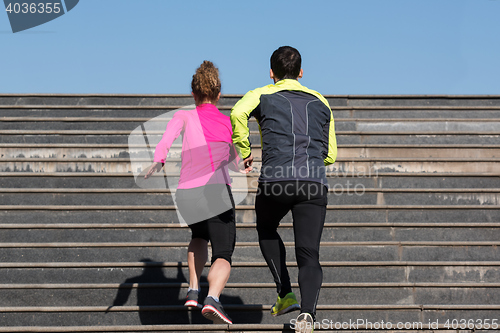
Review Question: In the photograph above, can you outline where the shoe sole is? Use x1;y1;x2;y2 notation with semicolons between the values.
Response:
184;300;198;307
295;314;314;333
272;303;301;316
202;305;232;324
201;305;233;324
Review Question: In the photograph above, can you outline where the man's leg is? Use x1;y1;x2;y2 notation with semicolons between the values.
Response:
255;182;293;297
291;182;327;317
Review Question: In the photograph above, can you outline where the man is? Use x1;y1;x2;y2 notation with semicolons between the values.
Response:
230;46;337;332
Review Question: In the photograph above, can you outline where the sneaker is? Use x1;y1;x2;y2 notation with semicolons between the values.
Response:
271;292;300;316
294;313;314;333
201;297;232;324
184;289;199;307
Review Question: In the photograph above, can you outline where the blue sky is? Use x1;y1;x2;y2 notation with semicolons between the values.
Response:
1;0;499;95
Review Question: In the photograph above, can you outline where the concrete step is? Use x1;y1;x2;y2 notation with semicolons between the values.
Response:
1;241;499;262
338;95;500;107
3;117;500;133
1;172;499;189
0;107;189;119
2;93;500;107
0;326;486;333
0;205;498;223
2;157;499;173
351;120;500;132
0;94;204;106
0;324;295;333
0;304;499;328
13;111;449;125
3;282;500;307
2;144;500;159
337;145;500;159
1;130;499;145
330;158;500;173
338;133;500;144
2;222;500;243
0;187;499;206
4;102;500;116
2;261;500;284
0;120;160;131
331;106;500;119
4;106;500;122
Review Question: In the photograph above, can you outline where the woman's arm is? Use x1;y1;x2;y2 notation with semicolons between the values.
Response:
153;113;185;163
144;112;185;179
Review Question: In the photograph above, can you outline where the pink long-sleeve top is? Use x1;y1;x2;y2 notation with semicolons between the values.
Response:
153;103;240;189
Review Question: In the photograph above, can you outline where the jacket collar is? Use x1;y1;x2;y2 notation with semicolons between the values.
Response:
274;79;303;89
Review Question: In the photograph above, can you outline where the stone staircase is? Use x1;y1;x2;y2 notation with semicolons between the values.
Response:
0;94;499;332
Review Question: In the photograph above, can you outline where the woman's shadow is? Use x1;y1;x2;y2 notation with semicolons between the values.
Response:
108;259;262;324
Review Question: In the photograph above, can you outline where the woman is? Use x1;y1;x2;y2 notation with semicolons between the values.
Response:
145;61;246;324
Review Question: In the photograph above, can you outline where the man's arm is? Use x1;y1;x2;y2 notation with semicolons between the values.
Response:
324;110;337;166
230;89;261;160
310;90;337;166
228;143;252;173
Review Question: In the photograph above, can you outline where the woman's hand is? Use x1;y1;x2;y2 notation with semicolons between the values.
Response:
144;162;163;179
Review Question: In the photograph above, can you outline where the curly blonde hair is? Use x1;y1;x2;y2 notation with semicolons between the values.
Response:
191;60;221;102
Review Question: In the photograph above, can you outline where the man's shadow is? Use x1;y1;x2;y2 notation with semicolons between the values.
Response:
108;259;263;324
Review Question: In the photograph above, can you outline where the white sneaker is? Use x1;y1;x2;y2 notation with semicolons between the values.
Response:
295;313;314;333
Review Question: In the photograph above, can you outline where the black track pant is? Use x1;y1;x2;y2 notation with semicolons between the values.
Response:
255;180;327;316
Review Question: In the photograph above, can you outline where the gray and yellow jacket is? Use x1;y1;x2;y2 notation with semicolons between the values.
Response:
230;79;337;185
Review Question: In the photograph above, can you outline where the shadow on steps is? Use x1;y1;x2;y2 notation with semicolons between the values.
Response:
108;259;264;325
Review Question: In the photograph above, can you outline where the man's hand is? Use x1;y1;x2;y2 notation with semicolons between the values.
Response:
239;154;253;174
144;162;163;179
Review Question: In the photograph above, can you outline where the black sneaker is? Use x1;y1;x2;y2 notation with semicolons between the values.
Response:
201;297;232;324
184;289;199;307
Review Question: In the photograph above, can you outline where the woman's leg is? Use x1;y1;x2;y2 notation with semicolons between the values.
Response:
201;186;236;324
187;237;208;290
206;191;236;298
207;257;231;298
176;188;209;291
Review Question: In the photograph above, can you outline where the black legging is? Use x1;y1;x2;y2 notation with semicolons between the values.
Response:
255;180;327;316
176;184;236;265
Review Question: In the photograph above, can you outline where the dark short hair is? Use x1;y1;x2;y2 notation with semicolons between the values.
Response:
270;46;302;80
